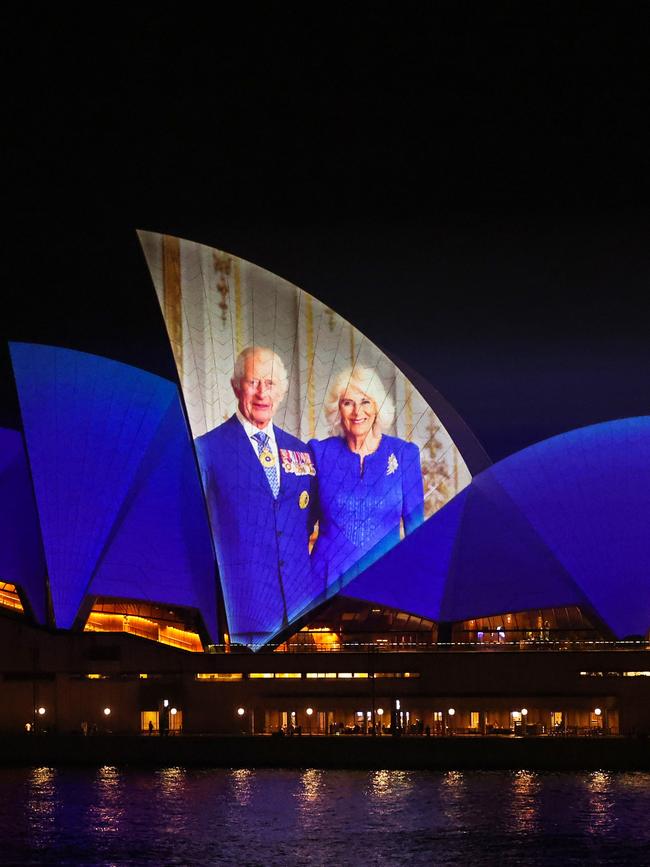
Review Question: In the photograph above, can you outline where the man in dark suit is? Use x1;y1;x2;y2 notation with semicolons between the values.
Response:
195;346;317;647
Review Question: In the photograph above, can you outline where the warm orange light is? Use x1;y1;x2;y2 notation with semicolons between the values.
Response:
84;610;202;652
0;582;24;612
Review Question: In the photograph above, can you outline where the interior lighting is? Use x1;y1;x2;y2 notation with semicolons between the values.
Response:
170;708;178;716
521;708;528;716
448;708;456;716
163;699;169;708
594;707;602;716
306;707;313;716
377;708;384;716
237;707;245;717
103;707;111;716
37;707;46;716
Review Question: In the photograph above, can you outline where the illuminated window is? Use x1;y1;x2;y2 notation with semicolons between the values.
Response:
580;671;650;678
470;711;480;729
338;673;353;679
353;673;369;678
85;607;203;652
141;710;158;733
249;673;274;679
0;582;24;613
274;673;302;679
374;672;420;679
195;672;243;681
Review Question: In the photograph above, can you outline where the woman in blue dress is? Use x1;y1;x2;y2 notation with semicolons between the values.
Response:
309;366;424;596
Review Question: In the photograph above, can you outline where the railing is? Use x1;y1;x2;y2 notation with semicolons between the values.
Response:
205;639;650;654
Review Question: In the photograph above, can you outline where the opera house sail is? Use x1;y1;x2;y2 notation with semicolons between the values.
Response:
138;231;475;647
1;231;650;739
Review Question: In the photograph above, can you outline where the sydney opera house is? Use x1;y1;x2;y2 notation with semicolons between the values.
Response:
1;231;650;738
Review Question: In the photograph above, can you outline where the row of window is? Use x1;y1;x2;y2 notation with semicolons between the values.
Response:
579;671;650;677
195;671;420;681
1;671;419;683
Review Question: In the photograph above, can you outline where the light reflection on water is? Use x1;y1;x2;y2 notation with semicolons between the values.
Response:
89;765;124;835
300;767;322;804
1;768;650;865
507;769;541;835
440;768;466;826
230;767;253;806
25;766;57;850
585;770;616;837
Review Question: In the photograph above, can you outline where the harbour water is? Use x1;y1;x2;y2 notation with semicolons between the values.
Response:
1;767;649;865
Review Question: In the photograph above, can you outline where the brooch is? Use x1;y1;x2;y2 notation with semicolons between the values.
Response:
387;453;398;475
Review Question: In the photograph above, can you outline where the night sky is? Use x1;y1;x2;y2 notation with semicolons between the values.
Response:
3;6;649;462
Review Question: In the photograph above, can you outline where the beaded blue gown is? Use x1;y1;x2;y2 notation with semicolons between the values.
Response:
309;434;424;596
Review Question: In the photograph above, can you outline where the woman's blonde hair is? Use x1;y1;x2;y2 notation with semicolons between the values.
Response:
324;366;395;436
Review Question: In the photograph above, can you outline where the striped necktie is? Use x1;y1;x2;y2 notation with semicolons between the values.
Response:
253;431;280;498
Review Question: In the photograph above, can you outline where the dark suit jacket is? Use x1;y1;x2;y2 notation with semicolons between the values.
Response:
195;415;317;646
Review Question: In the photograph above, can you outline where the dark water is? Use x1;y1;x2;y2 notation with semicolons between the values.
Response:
1;767;650;865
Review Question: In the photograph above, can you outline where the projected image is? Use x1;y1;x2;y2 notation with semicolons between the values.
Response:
139;232;471;645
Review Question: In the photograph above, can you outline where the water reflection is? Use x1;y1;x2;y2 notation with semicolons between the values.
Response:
370;769;412;799
293;768;325;842
507;770;541;834
368;770;413;816
158;766;187;798
89;765;123;835
4;769;650;866
440;769;465;825
299;768;322;804
370;768;392;797
26;766;57;849
230;768;253;806
586;770;615;836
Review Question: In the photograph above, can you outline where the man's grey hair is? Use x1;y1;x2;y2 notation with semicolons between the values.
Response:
231;346;289;398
